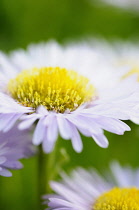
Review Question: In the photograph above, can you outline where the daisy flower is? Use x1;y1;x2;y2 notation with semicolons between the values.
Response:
0;41;138;153
0;124;35;177
45;162;139;209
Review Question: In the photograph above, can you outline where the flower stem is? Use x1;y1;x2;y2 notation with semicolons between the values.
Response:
37;136;69;210
38;145;52;210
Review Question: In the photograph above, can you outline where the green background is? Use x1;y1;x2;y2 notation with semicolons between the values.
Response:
0;0;139;209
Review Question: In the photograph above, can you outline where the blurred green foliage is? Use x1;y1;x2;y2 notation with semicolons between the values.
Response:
1;0;139;51
1;0;139;209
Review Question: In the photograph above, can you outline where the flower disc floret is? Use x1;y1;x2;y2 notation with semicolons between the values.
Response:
8;67;95;113
93;187;139;210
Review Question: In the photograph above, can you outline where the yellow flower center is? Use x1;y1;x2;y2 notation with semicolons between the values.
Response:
93;187;139;210
8;67;95;113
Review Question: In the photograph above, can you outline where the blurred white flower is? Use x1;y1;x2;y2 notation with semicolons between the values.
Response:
92;40;139;124
45;162;139;209
0;41;138;153
101;0;139;11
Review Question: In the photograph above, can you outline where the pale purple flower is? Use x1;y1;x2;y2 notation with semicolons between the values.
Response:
0;42;139;153
45;162;139;209
0;124;35;177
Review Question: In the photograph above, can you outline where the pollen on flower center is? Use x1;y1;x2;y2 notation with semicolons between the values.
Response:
7;67;95;113
93;187;139;210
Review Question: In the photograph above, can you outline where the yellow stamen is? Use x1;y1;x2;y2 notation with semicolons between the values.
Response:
93;187;139;210
8;67;95;113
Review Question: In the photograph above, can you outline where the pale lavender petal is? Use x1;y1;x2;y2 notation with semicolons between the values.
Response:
37;105;49;115
46;116;58;143
77;126;92;137
0;124;35;177
0;168;12;177
0;113;23;132
0;92;32;113
68;123;83;153
33;117;46;145
0;156;6;164
94;117;130;134
42;135;55;153
0;114;15;131
92;133;109;148
3;113;23;132
57;116;71;140
51;182;85;205
110;162;133;187
42;115;58;153
18;115;39;130
3;161;23;169
67;114;103;135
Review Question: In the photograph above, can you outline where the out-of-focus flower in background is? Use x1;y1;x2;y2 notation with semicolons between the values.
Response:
0;42;138;153
45;162;139;209
0;124;35;177
91;40;139;124
100;0;139;11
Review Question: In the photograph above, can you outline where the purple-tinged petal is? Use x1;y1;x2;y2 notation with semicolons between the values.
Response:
42;115;58;153
57;115;71;140
92;133;109;148
33;117;46;145
94;117;130;135
0;156;7;164
18;115;39;130
68;123;83;153
0;168;12;177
